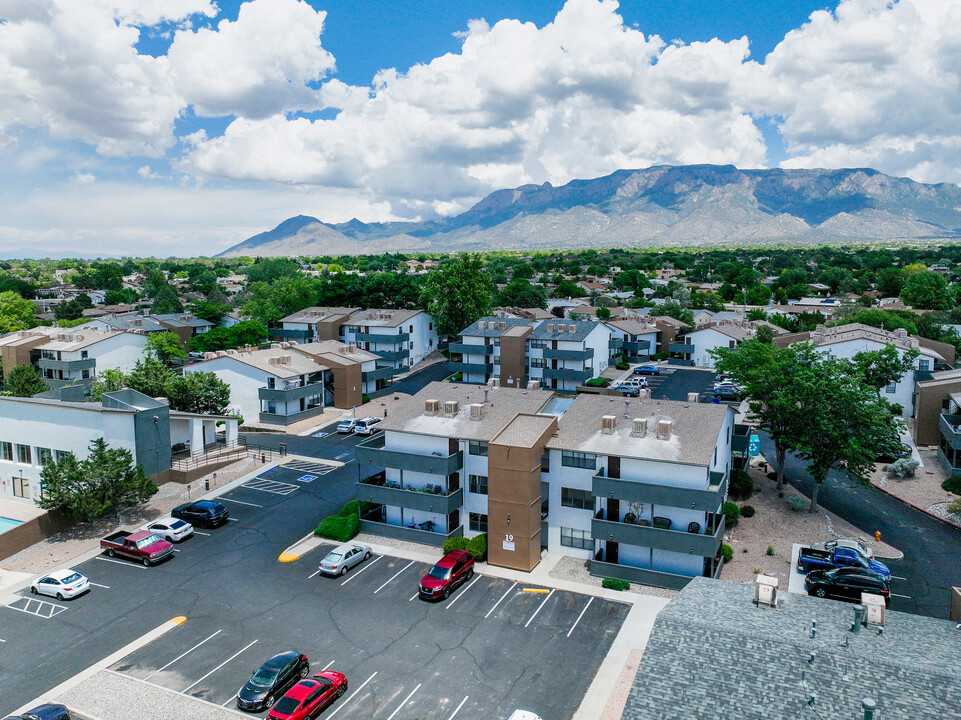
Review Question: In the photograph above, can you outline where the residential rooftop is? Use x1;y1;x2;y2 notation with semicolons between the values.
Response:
529;319;601;341
295;340;380;365
460;317;536;337
198;347;327;379
280;306;360;324
348;308;422;328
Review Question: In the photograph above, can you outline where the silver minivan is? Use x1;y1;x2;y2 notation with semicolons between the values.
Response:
354;416;383;435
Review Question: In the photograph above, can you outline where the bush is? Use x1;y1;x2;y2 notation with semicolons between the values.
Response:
314;500;360;541
786;496;807;512
362;394;371;404
766;546;775;556
467;533;487;561
721;544;734;562
740;504;756;518
887;458;919;478
443;537;469;554
948;499;961;518
651;351;668;361
615;362;630;371
722;501;740;525
585;378;609;387
729;469;753;500
942;475;961;495
602;578;630;591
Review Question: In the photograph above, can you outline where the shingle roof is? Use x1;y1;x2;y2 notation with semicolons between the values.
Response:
624;577;961;720
347;308;422;327
459;317;535;337
529;319;604;341
280;306;360;324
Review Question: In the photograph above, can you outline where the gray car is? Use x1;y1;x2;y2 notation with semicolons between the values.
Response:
319;542;372;575
810;537;873;560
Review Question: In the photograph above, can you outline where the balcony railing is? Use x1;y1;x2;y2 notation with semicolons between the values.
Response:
449;343;494;355
542;367;593;383
450;361;494;375
374;349;410;362
355;433;464;475
592;470;726;512
363;366;399;382
258;405;326;426
354;332;409;344
357;473;464;515
623;340;651;354
592;509;725;557
590;550;717;590
258;381;325;403
668;342;693;354
542;348;592;361
37;357;97;373
359;506;463;548
609;338;624;350
940;414;961;450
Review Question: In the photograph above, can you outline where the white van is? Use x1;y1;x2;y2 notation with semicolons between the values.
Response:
354;416;383;436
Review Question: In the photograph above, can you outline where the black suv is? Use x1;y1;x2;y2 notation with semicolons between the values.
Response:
171;500;229;529
237;651;310;712
804;567;891;606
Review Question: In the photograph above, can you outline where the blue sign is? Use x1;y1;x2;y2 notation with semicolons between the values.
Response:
748;434;760;456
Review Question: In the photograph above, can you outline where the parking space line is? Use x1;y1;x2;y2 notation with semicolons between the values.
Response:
409;592;419;602
891;575;907;580
524;588;554;627
485;582;517;619
341;555;382;586
194;530;211;536
95;557;146;569
445;575;481;609
567;597;593;637
374;561;414;594
322;660;335;670
447;695;469;720
386;684;421;720
308;569;321;579
220;497;263;508
7;597;67;618
183;639;258;693
326;671;377;720
145;629;223;680
891;593;912;599
221;693;238;707
243;478;299;495
89;582;110;588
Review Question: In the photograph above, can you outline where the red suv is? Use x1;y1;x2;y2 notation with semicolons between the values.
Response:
419;550;474;601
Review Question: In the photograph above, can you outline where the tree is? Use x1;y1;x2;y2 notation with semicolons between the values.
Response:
168;372;231;415
126;358;175;399
4;364;48;397
188;300;230;324
419;254;495;336
36;438;158;521
650;302;694;326
151;284;184;314
595;306;611;321
497;279;546;309
849;344;919;393
54;299;85;321
550;279;588;299
901;270;951;310
242;275;317;326
90;368;129;401
0;290;37;332
146;331;187;365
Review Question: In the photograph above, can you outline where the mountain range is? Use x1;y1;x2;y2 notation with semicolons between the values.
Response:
217;165;961;257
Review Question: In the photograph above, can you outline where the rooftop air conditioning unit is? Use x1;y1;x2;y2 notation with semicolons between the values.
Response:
498;321;506;330
424;399;440;415
687;392;699;404
569;324;577;333
478;321;487;330
656;419;673;440
226;349;237;355
469;403;485;421
270;343;280;349
288;340;298;346
203;352;217;360
279;342;290;348
547;324;555;333
280;355;292;364
347;344;357;353
557;324;565;332
601;415;616;434
268;356;280;365
527;380;540;390
488;378;500;388
631;418;647;437
443;400;459;417
754;574;778;608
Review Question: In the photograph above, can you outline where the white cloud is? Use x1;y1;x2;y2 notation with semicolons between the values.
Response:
71;173;96;184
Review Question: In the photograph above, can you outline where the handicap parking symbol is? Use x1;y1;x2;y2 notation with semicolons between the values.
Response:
297;474;318;483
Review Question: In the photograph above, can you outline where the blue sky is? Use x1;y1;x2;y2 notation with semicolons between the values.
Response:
0;0;957;257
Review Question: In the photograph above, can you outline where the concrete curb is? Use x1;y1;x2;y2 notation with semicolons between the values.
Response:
0;544;109;601
872;482;961;532
278;531;327;562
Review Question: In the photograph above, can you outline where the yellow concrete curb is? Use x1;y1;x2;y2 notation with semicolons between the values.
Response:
522;588;550;594
170;615;187;625
278;551;299;563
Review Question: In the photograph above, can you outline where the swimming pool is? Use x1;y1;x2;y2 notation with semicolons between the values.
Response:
0;516;23;534
540;396;575;415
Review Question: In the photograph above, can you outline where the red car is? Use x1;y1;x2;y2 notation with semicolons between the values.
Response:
266;672;348;720
419;549;475;601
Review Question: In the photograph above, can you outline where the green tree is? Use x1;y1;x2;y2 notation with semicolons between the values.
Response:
901;270;951;310
104;288;139;305
145;331;187;365
37;438;158;521
245;257;302;284
551;279;588;299
242;275;317;326
169;372;231;414
650;302;694;326
187;300;230;324
497;279;546;309
419;254;495;336
0;290;37;332
126;358;175;399
151;284;184;314
595;306;612;321
90;368;129;401
4;364;48;397
849;344;919;393
54;299;85;321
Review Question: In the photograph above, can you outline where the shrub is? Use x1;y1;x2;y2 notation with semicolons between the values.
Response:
786;496;807;512
615;361;630;371
314;500;360;541
585;378;609;387
729;469;753;500
722;501;740;525
651;351;668;361
443;537;469;554
887;458;919;478
602;578;630;591
362;394;371;404
948;499;961;518
742;548;748;553
942;475;961;495
766;546;775;556
753;566;762;574
721;544;734;562
467;533;487;561
740;504;756;518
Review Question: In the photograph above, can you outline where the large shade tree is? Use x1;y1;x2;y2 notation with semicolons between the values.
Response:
419;254;495;336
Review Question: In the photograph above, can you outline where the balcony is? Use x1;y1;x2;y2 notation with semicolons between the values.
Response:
269;328;313;342
355;433;464;475
543;348;592;361
373;349;410;362
542;367;593;384
732;423;751;458
37;357;96;373
359;506;463;548
592;509;725;557
357;473;464;515
258;405;326;426
449;343;493;355
940;414;961;451
623;340;651;354
609;338;624;350
668;342;693;354
363;366;399;382
354;332;409;344
450;361;494;375
590;549;721;590
258;381;325;403
592;471;726;513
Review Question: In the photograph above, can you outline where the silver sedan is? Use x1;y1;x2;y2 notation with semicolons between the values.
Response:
319;542;372;576
140;516;194;543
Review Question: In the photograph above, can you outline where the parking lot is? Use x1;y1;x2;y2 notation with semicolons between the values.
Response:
609;366;739;405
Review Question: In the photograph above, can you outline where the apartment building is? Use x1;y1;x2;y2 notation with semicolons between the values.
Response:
526;320;610;391
83;312;214;348
292;341;382;408
355;382;736;588
0;327;148;390
276;307;360;343
933;381;961;474
670;320;788;368
450;317;537;386
605;318;660;362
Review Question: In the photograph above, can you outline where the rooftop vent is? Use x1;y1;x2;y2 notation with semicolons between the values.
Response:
546;323;555;333
478;321;487;330
443;400;460;417
687;392;699;404
424;399;439;415
488;378;500;388
656;419;673;440
631;418;647;437
469;403;485;421
526;380;540;390
601;415;616;434
569;324;577;334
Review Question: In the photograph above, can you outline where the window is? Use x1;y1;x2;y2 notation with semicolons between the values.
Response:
531;358;546;369
0;441;11;462
80;350;88;359
81;369;90;379
469;513;488;532
54;450;73;463
885;382;897;394
267;377;276;389
560;527;592;549
40;349;56;360
429;322;433;330
12;475;28;499
345;325;360;334
541;452;550;472
561;487;592;510
468;474;488;495
529;340;547;349
36;447;53;466
492;338;500;347
468;440;488;457
561;450;596;470
15;444;31;464
919;359;930;371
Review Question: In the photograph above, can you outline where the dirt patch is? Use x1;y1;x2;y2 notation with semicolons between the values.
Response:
867;448;960;528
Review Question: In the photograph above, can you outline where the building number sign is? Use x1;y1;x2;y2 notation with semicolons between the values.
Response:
503;534;515;552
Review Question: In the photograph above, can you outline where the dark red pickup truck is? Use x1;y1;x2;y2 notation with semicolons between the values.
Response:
100;530;174;566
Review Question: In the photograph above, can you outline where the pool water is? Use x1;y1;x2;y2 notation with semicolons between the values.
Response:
0;516;23;534
541;397;575;415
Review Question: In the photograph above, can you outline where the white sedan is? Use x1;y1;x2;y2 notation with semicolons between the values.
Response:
140;516;194;543
31;568;90;600
319;542;372;576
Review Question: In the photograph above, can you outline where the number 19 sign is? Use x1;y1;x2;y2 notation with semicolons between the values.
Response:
503;534;515;552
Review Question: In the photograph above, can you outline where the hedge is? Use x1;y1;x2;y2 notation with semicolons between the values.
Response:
942;475;961;495
314;500;360;542
467;533;487;561
729;469;753;500
602;578;630;591
722;501;740;525
720;544;734;562
739;504;756;518
443;537;469;554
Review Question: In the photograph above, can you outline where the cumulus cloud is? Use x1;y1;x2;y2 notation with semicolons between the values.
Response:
71;173;96;184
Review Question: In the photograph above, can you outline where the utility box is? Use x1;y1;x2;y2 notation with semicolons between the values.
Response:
862;593;886;627
755;574;778;607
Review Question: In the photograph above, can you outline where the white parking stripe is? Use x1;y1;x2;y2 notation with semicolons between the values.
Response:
308;569;321;579
409;593;419;602
374;561;414;594
446;576;481;609
386;684;421;720
447;695;469;720
88;582;110;588
146;629;223;680
890;593;912;599
890;575;907;580
322;660;335;670
524;588;554;627
567;597;593;637
221;693;238;707
193;531;211;536
183;639;258;693
220;497;263;508
95;557;146;569
485;581;517;619
340;555;382;586
326;671;377;720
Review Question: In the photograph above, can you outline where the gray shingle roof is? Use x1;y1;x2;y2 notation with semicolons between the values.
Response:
623;577;961;720
459;317;535;337
529;319;603;341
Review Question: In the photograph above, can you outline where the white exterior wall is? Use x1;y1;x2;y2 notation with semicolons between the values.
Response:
583;324;611;377
544;449;595;559
460;335;492;384
183;358;266;423
87;333;149;375
404;312;438;366
683;328;736;368
462;443;489;536
381;431;453;531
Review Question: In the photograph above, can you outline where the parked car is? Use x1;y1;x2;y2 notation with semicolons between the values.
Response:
4;704;71;720
618;376;648;388
797;546;890;579
319;542;372;576
100;531;174;566
30;568;90;600
337;418;359;434
237;651;310;712
266;672;348;720
873;440;911;464
419;549;475;601
508;712;543;720
172;500;229;529
140;516;193;543
804;567;891;606
809;537;873;560
612;384;640;397
633;364;660;375
713;383;743;400
353;416;382;436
